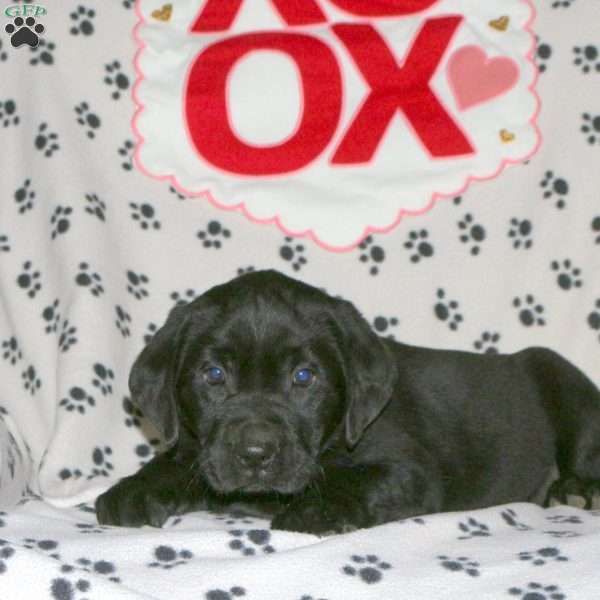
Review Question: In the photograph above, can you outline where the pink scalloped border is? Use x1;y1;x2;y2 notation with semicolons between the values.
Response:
131;0;541;253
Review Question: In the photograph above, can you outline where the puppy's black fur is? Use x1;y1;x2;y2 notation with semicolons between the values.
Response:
96;270;600;534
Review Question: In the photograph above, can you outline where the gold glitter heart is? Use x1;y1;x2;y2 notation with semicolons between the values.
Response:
500;129;516;143
489;16;510;32
151;3;172;21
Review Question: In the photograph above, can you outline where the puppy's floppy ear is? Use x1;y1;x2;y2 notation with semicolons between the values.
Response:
128;304;189;448
329;299;398;448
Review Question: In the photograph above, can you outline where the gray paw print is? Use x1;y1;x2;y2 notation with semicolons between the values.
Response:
404;229;434;263
587;300;600;342
197;221;231;249
502;508;532;531
473;331;500;354
508;582;565;600
342;554;391;584
29;38;55;66
536;38;552;73
84;193;106;222
91;363;114;395
42;299;60;333
115;305;131;337
206;587;246;600
458;213;486;255
170;289;197;307
228;529;275;556
60;387;95;414
0;99;19;127
581;112;600;146
118;140;134;171
34;122;59;157
2;337;22;365
358;235;385;276
75;102;101;139
0;234;8;253
126;270;149;299
104;60;130;100
458;517;491;539
437;555;480;577
148;545;193;569
280;237;307;271
434;289;463;331
513;295;546;327
130;202;160;230
573;45;600;74
540;171;569;209
14;179;35;213
518;547;568;566
508;218;533;249
58;320;78;353
21;365;41;396
372;315;399;339
123;397;143;428
75;263;104;296
550;259;582;290
17;261;42;298
69;5;95;36
50;206;73;239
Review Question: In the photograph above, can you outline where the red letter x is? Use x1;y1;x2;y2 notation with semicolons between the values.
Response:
331;16;474;164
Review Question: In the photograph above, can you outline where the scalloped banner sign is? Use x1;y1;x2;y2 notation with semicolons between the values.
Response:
133;0;540;251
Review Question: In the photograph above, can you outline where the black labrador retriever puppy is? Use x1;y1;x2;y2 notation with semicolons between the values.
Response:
96;270;600;534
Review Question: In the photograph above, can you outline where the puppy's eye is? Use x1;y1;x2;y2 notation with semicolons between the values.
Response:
293;368;315;386
204;366;225;385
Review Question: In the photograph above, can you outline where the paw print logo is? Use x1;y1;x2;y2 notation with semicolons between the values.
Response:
126;270;150;300
501;508;532;531
404;229;434;263
42;299;60;333
0;99;19;127
84;193;106;222
434;289;463;331
197;221;232;249
147;545;193;569
75;263;104;296
69;5;95;36
535;38;552;73
91;364;114;395
358;235;385;275
508;582;565;600
115;305;132;338
372;315;399;339
280;237;307;271
518;547;568;566
508;218;533;249
118;140;135;171
513;295;546;327
29;38;55;66
74;102;101;139
206;587;246;600
457;517;491;539
342;554;391;584
473;331;500;354
228;529;275;556
2;337;22;365
5;16;44;48
573;45;600;74
458;213;486;255
437;555;480;577
587;299;600;342
540;171;569;209
60;387;95;414
14;179;35;213
50;206;73;239
123;397;143;428
34;122;59;157
130;202;160;230
550;259;583;290
21;365;41;396
104;60;130;100
17;261;42;298
581;112;600;146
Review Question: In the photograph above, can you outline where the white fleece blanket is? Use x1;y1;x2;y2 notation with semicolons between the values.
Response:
0;0;600;598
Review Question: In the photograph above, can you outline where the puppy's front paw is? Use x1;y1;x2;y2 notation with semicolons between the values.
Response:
271;496;366;536
95;476;178;528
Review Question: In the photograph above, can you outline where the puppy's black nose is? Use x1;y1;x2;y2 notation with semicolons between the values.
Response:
235;425;278;469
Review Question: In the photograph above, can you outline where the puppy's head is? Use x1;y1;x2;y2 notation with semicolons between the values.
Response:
129;270;397;495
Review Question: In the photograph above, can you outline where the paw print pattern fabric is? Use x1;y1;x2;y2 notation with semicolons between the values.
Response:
0;1;599;599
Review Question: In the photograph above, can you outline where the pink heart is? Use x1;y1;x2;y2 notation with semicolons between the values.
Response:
447;45;519;110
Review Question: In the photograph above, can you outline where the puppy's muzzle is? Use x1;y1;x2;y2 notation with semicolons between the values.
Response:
231;421;280;473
